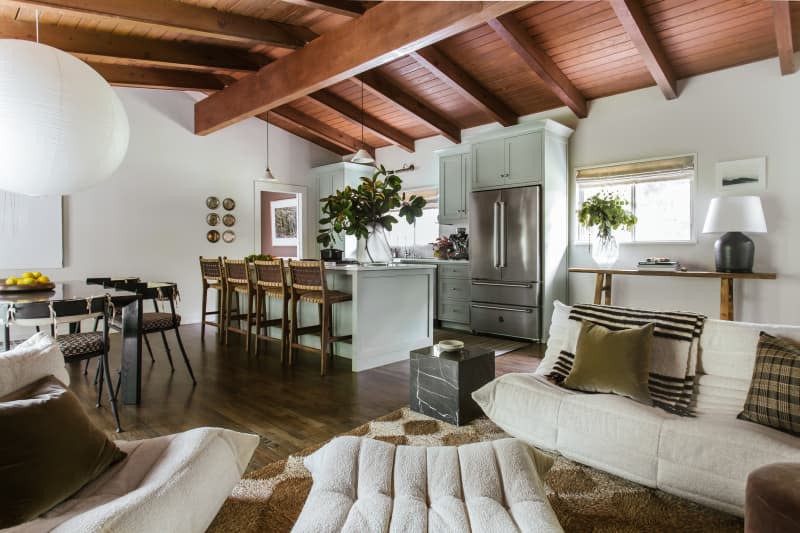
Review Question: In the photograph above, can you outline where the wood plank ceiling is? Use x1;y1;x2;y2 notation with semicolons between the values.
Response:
1;0;797;155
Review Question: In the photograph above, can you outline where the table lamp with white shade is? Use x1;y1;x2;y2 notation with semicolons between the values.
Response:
702;195;767;272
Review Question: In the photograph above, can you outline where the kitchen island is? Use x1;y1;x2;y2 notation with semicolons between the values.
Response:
263;263;436;372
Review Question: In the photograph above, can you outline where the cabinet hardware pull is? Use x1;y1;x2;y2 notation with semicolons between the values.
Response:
472;281;533;288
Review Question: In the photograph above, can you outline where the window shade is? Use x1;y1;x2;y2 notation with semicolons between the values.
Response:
404;187;439;210
576;155;695;185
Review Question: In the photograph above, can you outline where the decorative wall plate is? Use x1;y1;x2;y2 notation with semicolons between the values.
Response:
222;230;236;243
206;213;220;226
222;197;236;210
207;230;220;243
206;196;220;209
222;214;236;227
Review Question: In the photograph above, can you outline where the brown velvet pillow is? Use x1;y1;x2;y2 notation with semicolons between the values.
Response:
0;376;126;528
563;320;654;405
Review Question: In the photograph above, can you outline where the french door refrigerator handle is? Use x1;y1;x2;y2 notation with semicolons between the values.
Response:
492;202;500;268
472;281;533;288
471;304;533;313
499;201;507;267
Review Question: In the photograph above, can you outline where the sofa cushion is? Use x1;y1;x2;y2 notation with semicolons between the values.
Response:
657;414;800;516
293;436;562;533
472;373;572;451
536;300;575;377
564;320;654;405
0;332;69;396
0;376;126;528
737;333;800;436
8;427;259;533
557;393;675;486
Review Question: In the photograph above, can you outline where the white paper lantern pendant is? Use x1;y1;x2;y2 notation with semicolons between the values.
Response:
0;36;130;196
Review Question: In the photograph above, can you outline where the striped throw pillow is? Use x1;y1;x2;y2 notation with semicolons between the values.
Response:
738;332;800;435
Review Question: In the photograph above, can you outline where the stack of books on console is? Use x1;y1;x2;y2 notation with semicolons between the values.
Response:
637;257;681;271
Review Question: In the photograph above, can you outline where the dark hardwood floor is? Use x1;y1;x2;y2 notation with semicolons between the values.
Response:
68;325;542;472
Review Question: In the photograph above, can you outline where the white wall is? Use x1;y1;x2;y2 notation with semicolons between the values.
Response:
1;87;340;324
376;54;800;324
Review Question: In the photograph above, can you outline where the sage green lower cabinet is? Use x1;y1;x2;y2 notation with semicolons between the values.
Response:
437;264;470;330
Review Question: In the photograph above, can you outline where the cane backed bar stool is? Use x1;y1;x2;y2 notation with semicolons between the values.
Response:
287;260;352;376
223;258;256;351
253;259;290;360
199;256;226;339
4;297;122;432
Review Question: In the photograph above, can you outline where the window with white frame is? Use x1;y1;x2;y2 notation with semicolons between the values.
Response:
576;154;695;243
385;187;439;254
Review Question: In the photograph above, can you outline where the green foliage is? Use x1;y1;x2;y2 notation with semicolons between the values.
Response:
246;254;274;262
577;192;637;239
316;166;427;249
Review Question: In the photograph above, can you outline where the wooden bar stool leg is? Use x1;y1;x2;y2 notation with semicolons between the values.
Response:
320;303;329;376
201;284;207;337
254;289;263;358
289;295;298;366
224;288;233;346
281;296;289;364
245;290;253;352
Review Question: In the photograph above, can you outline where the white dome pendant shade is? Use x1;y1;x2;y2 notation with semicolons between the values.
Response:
0;40;130;196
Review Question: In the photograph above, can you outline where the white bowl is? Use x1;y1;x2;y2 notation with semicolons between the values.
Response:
438;340;464;352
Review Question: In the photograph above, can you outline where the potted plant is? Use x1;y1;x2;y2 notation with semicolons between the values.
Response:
317;166;426;263
577;192;637;266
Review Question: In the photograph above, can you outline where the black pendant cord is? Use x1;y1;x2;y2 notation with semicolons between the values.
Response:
265;111;270;168
360;81;365;148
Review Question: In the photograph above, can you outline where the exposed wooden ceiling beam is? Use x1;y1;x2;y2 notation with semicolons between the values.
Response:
263;113;351;156
488;15;587;118
5;0;317;49
358;71;461;144
410;46;517;127
772;1;796;76
309;90;415;152
280;0;367;18
194;1;528;135
608;0;678;100
271;105;375;155
91;63;226;92
0;18;267;75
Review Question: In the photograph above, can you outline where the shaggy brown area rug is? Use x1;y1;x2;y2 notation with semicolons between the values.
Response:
209;408;743;532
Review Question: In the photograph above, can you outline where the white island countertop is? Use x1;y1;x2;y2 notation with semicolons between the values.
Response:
327;263;436;272
394;258;470;264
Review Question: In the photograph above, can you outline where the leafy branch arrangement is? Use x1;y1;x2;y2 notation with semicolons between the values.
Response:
317;166;427;261
577;192;637;239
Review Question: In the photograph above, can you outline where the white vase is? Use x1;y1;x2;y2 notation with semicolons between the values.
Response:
590;234;619;266
356;224;393;264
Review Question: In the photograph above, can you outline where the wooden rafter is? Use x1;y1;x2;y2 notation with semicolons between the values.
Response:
309;90;415;152
280;0;367;18
410;46;517;127
263;113;351;156
271;105;375;155
488;15;587;118
0;18;267;75
772;1;796;76
194;0;528;135
5;0;317;49
91;63;225;92
358;71;461;144
608;0;678;100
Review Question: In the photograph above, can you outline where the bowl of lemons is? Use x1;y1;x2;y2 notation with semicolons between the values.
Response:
1;272;54;292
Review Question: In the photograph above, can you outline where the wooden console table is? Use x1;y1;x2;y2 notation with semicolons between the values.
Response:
568;268;777;320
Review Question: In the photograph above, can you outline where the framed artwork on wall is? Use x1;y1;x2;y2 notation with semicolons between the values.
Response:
715;157;766;194
270;198;298;246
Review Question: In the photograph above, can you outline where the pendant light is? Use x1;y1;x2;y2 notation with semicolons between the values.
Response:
0;10;129;196
263;111;277;181
351;80;375;165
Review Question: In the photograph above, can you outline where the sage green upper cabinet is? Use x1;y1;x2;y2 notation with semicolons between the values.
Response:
471;138;505;189
506;131;543;184
471;128;545;190
312;162;374;255
438;153;469;224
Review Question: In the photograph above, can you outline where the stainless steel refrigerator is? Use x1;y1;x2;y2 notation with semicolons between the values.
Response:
469;186;541;340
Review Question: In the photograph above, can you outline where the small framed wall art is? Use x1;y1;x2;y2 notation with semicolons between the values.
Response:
716;157;766;194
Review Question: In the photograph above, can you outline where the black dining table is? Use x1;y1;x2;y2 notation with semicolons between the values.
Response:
0;280;171;405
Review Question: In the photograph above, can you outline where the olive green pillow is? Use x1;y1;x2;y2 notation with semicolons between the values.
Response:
563;320;654;405
0;376;127;528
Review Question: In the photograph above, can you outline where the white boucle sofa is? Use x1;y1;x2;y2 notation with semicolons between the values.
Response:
472;301;800;517
1;334;259;533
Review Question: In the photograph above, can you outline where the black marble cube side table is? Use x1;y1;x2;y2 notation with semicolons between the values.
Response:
409;345;495;426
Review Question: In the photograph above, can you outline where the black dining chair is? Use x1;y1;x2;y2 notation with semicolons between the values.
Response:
4;297;122;432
